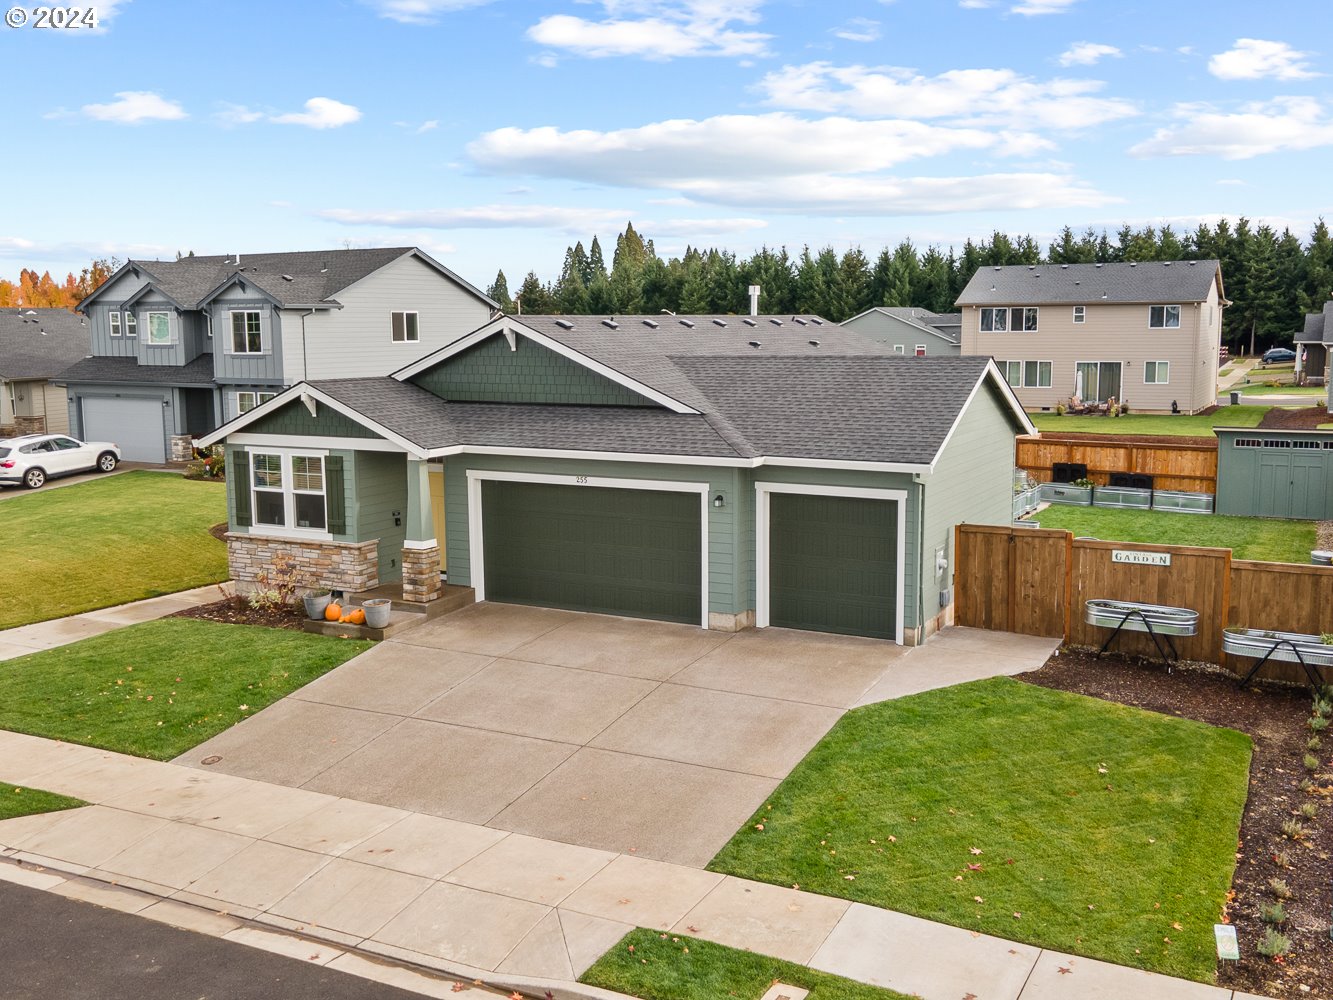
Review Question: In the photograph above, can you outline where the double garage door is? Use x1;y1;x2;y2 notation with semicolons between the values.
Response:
81;397;166;464
480;479;898;640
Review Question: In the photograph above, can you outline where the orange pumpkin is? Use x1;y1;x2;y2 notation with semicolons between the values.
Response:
348;608;366;625
324;603;342;621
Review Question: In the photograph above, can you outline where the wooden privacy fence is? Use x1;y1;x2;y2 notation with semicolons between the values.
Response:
1017;434;1218;494
954;524;1333;683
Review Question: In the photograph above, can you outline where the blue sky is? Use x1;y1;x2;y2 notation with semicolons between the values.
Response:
1;0;1329;287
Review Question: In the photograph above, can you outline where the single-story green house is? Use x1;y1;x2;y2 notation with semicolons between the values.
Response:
197;313;1034;645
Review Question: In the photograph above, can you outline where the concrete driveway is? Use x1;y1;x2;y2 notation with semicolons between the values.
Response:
181;603;908;867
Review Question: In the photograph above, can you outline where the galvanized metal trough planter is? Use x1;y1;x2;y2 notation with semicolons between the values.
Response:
1084;599;1200;667
1312;550;1333;566
1091;485;1152;510
1224;627;1333;692
1040;483;1093;506
1151;490;1215;514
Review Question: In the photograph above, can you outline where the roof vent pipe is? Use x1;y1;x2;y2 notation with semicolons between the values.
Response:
748;284;760;316
233;253;241;266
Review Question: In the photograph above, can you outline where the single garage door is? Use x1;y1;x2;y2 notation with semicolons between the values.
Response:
1258;445;1328;520
81;397;166;464
769;492;897;639
481;480;702;623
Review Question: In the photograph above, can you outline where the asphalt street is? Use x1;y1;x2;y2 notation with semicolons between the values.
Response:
0;881;447;1000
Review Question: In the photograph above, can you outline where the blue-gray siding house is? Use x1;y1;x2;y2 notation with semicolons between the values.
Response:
59;248;496;462
840;307;962;357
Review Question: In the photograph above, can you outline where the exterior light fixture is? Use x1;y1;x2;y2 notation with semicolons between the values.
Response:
713;494;725;509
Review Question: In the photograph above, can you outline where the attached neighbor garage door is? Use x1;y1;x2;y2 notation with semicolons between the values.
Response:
81;397;166;464
481;480;702;624
767;492;898;640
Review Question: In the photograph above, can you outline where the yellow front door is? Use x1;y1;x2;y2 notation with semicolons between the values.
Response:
428;466;447;572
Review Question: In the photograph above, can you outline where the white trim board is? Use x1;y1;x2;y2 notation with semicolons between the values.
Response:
754;482;907;646
391;316;701;415
465;469;711;629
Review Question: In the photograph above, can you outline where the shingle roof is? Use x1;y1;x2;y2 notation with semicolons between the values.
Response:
955;260;1222;306
840;307;961;345
57;353;216;387
1298;307;1333;345
83;248;495;311
0;308;91;379
670;355;992;463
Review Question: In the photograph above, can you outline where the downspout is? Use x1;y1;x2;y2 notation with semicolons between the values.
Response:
916;476;927;645
298;310;315;381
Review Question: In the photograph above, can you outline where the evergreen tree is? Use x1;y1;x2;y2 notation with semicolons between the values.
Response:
513;271;553;314
640;256;679;314
840;247;873;316
678;256;711;314
553;249;588;314
486;269;513;312
1301;219;1333;310
588;236;607;281
918;246;953;313
571;241;592;286
586;272;614;314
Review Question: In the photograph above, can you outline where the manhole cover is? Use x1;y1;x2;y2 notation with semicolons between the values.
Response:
201;755;222;766
760;986;810;1000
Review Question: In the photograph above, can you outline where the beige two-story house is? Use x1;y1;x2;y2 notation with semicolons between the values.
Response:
956;260;1225;414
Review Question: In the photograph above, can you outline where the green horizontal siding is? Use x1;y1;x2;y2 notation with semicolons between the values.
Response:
412;334;657;407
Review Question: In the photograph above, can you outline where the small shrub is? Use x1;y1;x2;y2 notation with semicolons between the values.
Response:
1313;698;1332;719
1309;716;1327;733
1310;736;1323;752
1299;778;1316;793
1272;851;1292;868
1260;901;1288;924
1268;877;1293;900
1304;753;1322;772
1299;802;1318;819
1256;927;1292;958
1055;403;1066;416
1281;819;1307;840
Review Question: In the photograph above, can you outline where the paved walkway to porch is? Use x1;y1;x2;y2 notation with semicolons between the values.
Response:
0;729;1254;1000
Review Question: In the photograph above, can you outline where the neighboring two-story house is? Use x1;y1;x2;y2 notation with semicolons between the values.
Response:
839;307;962;357
1294;302;1332;385
60;249;496;462
956;260;1226;414
1;308;91;436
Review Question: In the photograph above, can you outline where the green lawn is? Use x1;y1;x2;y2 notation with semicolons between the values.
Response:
0;619;372;760
0;472;228;631
1031;407;1268;437
1234;382;1327;397
708;678;1251;983
1035;505;1316;563
581;929;914;1000
0;782;85;821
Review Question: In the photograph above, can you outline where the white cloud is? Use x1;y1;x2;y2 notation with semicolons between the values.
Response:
0;235;171;260
80;91;187;124
216;102;265;126
1058;42;1121;67
468;113;1036;185
320;205;633;233
527;1;771;59
270;98;362;129
832;17;880;43
362;0;495;24
417;120;439;133
647;217;769;236
462;113;1112;216
1011;0;1078;14
1209;39;1316;81
1129;96;1333;160
756;62;1137;130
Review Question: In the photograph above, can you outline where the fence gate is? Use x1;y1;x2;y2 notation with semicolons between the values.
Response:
954;525;1068;638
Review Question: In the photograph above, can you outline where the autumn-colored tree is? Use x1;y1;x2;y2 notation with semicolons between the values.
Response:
0;257;118;310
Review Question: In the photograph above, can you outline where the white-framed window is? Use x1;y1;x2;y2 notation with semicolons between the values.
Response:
980;306;1038;332
145;311;173;345
1149;305;1181;329
125;311;137;337
893;344;905;354
236;390;276;414
1144;361;1170;384
1002;360;1053;388
109;311;122;337
250;449;328;533
391;311;420;343
914;345;927;357
1072;305;1086;324
230;310;263;354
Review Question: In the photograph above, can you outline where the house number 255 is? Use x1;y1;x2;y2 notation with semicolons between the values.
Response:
574;476;589;484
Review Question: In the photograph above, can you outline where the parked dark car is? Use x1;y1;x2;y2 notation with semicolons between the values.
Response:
1261;347;1296;364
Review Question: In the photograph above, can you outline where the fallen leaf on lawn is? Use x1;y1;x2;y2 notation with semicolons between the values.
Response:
969;847;983;855
1013;912;1022;919
967;863;983;871
954;875;964;881
844;875;856;881
974;896;984;903
1004;858;1015;865
1088;904;1095;910
1172;921;1182;930
754;823;764;831
887;835;897;842
627;945;635;953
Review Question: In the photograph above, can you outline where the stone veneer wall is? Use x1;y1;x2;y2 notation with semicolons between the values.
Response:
226;533;379;595
170;434;194;463
13;415;46;435
401;545;443;603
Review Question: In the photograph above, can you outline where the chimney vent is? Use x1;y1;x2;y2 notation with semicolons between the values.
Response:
748;284;761;316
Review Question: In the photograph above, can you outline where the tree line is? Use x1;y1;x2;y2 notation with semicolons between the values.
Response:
487;219;1333;353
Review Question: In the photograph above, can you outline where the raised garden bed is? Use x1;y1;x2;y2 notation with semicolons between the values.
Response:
1021;649;1332;999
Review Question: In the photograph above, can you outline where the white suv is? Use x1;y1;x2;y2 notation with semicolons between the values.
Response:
0;434;121;489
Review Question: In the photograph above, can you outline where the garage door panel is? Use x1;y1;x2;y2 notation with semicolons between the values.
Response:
769;492;897;640
482;480;702;624
80;397;166;464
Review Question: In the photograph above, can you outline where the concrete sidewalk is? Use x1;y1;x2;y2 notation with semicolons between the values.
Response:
0;582;231;662
0;730;1262;1000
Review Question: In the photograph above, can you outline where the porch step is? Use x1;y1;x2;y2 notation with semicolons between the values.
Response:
300;585;475;641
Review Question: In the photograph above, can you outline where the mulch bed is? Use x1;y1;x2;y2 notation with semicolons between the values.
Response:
1020;649;1332;998
1034;431;1217;446
1260;406;1332;431
168;596;309;632
208;522;228;542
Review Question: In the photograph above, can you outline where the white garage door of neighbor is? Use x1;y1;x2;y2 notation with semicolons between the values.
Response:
81;397;166;464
